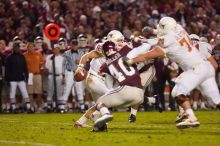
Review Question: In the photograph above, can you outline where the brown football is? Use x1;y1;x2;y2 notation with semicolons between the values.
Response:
74;69;88;82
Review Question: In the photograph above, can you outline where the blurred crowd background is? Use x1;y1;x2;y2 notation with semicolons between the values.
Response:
0;0;219;46
0;0;219;114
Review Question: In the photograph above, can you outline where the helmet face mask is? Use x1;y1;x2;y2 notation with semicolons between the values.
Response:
102;41;117;57
157;17;177;37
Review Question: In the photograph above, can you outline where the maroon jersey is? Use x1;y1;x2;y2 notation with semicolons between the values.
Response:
100;45;142;89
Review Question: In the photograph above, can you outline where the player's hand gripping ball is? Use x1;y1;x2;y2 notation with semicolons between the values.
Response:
74;67;88;82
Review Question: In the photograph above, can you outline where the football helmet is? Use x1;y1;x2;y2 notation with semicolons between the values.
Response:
189;34;200;46
102;41;117;57
107;30;125;48
157;17;177;37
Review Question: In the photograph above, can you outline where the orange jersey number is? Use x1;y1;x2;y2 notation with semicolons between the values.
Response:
179;36;192;52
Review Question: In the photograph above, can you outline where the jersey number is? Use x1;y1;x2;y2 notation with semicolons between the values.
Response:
179;36;192;52
109;58;135;82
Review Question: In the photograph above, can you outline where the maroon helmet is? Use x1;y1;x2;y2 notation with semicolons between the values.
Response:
102;41;117;57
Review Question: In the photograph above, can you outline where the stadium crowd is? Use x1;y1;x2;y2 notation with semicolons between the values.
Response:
0;0;219;114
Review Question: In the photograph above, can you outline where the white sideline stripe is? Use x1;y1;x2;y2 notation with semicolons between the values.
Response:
0;140;54;146
0;120;70;125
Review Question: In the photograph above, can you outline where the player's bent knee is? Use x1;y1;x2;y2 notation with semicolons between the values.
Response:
175;94;190;105
171;84;189;98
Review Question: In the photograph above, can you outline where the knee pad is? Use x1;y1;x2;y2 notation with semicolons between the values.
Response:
175;94;190;105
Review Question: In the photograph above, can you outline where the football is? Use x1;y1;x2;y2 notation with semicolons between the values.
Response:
74;69;88;82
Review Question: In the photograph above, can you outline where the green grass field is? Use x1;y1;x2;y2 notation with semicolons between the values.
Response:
0;111;220;146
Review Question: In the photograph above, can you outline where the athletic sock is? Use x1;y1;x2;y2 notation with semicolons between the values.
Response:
99;107;110;115
130;107;138;116
185;108;197;120
90;111;100;122
179;106;185;114
77;115;88;124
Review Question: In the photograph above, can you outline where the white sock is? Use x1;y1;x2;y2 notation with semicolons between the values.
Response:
130;107;138;116
59;104;65;110
148;97;156;105
77;115;88;124
68;102;72;109
52;102;56;108
2;104;6;109
11;103;16;110
201;102;206;107
185;108;196;120
90;111;100;122
99;107;110;115
179;106;185;114
26;102;30;109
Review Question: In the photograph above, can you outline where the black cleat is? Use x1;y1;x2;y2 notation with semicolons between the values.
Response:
11;108;19;114
92;123;107;132
128;114;136;123
27;108;35;114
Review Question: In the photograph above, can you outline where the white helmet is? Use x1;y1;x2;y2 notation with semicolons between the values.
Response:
189;34;200;46
107;30;125;47
200;37;208;43
157;17;177;37
189;34;200;41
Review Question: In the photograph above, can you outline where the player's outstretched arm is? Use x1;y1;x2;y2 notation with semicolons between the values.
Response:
124;47;165;65
207;56;219;70
79;50;102;65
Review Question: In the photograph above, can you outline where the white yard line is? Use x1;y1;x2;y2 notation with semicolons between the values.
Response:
0;120;70;125
0;140;54;146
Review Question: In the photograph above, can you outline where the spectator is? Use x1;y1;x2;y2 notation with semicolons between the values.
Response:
24;42;45;112
5;42;32;113
45;44;64;112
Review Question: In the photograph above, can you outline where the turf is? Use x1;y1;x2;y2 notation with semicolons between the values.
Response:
0;111;220;146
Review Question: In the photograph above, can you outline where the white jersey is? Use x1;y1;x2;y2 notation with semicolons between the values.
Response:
127;42;154;70
89;57;106;73
159;24;206;71
194;41;212;60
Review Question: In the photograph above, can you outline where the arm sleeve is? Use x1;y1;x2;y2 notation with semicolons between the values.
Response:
23;55;29;81
200;43;212;59
127;43;151;59
45;55;50;70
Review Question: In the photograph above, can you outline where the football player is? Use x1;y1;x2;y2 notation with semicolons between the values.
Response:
76;40;144;131
176;34;218;121
124;17;220;129
74;30;156;128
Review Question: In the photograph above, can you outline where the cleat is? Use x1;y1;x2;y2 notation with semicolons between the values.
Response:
176;112;188;123
128;114;136;123
60;109;65;114
193;102;198;110
92;123;107;132
27;108;35;114
94;114;113;128
176;118;200;129
12;109;19;114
